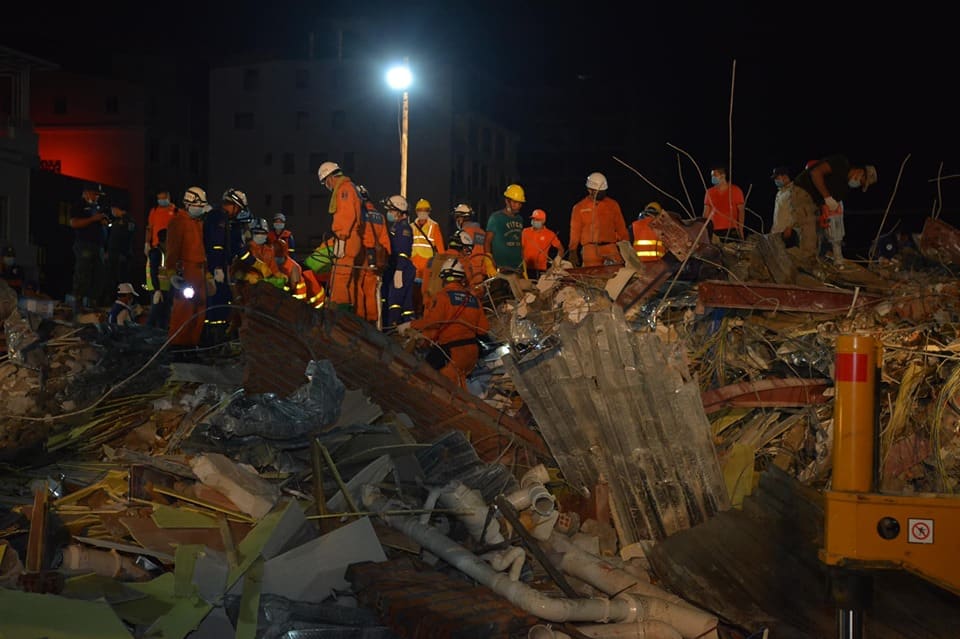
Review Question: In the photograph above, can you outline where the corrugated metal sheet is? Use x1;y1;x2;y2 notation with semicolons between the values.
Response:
239;282;550;464
502;307;729;543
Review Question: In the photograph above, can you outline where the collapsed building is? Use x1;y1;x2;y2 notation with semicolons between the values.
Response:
1;213;959;638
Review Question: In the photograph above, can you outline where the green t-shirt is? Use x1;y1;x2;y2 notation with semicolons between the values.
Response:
486;209;524;270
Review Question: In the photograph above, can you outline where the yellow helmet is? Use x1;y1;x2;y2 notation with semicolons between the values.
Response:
415;198;432;211
503;184;526;203
643;201;663;215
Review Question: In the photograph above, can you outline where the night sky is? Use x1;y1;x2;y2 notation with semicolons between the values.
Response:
4;1;958;247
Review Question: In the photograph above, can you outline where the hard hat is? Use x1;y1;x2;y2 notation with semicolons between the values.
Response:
222;188;249;211
503;184;526;203
453;203;474;217
317;161;341;181
531;209;547;221
273;212;286;222
439;258;465;280
415;198;432;211
585;172;608;190
183;186;208;207
805;160;819;170
356;184;371;201
384;194;408;213
250;218;269;233
643;202;663;215
116;282;138;296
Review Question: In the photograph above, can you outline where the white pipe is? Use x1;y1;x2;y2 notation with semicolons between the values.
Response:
438;481;504;545
550;534;718;639
420;485;445;524
363;486;640;623
483;546;526;582
529;621;683;639
507;463;556;517
530;510;560;541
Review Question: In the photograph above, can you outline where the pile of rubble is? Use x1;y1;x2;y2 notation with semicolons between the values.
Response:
1;214;960;637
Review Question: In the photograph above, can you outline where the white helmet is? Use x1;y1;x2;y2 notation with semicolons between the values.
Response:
222;188;249;211
585;172;608;190
183;186;208;208
439;258;465;280
453;203;474;217
384;194;409;213
317;161;341;181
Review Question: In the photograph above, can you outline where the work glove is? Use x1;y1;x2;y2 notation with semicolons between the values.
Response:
144;242;152;257
393;269;404;289
333;238;347;259
152;290;163;305
214;268;225;283
824;196;840;212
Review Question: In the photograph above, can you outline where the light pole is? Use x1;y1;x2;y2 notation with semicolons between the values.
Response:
386;60;412;199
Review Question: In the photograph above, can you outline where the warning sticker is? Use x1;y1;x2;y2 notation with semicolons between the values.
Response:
907;518;934;544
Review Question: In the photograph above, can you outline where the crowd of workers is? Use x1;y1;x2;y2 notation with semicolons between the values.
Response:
56;153;879;388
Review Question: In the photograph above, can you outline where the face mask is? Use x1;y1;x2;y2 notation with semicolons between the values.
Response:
416;212;429;221
387;212;397;223
774;178;785;188
532;221;544;229
848;179;861;189
188;206;205;217
158;198;170;207
253;233;267;245
711;175;721;185
3;257;14;267
273;223;285;232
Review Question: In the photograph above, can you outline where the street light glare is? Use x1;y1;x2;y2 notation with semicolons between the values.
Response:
386;65;412;90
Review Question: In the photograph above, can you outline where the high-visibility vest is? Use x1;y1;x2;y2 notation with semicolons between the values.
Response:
632;218;666;261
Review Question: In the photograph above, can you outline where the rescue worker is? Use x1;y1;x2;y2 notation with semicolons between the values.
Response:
69;184;109;309
410;198;445;314
702;166;745;240
352;185;391;325
631;202;667;261
452;203;495;288
144;189;177;258
381;195;416;329
246;218;288;289
204;187;254;344
569;172;629;267
107;282;141;326
485;184;525;272
318;161;364;312
268;212;296;256
521;209;563;279
770;166;799;248
405;258;490;389
0;246;24;296
165;187;209;347
145;229;172;329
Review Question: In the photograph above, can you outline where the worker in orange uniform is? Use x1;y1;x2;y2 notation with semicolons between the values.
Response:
268;212;295;256
318;161;363;312
569;172;629;267
522;209;563;279
452;204;495;287
164;187;209;347
405;258;489;389
355;185;392;325
410;198;445;316
245;218;289;288
631;202;667;261
144;189;177;258
702;165;745;240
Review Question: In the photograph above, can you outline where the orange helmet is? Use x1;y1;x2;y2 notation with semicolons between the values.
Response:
531;209;547;221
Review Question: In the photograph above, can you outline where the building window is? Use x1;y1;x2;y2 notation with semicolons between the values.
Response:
332;110;346;129
0;196;8;240
309;152;325;173
264;152;273;167
149;141;160;165
53;97;67;114
342;152;355;173
295;68;309;89
169;144;181;168
243;68;260;91
296;111;309;130
265;194;273;208
234;113;254;130
281;194;294;215
283;153;295;175
105;96;119;114
481;128;491;154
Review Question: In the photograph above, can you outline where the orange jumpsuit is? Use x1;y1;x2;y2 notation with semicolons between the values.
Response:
411;280;489;388
569;195;629;266
631;217;666;261
356;202;392;323
461;222;497;291
165;211;206;346
328;176;363;309
521;226;563;274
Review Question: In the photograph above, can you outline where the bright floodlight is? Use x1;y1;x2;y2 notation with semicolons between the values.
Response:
386;65;412;90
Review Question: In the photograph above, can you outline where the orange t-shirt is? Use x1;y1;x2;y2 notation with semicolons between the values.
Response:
147;205;177;247
522;226;563;271
703;185;745;231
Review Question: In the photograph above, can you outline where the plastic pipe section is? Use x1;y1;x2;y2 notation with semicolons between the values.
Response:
832;334;877;493
529;621;683;639
506;464;556;517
